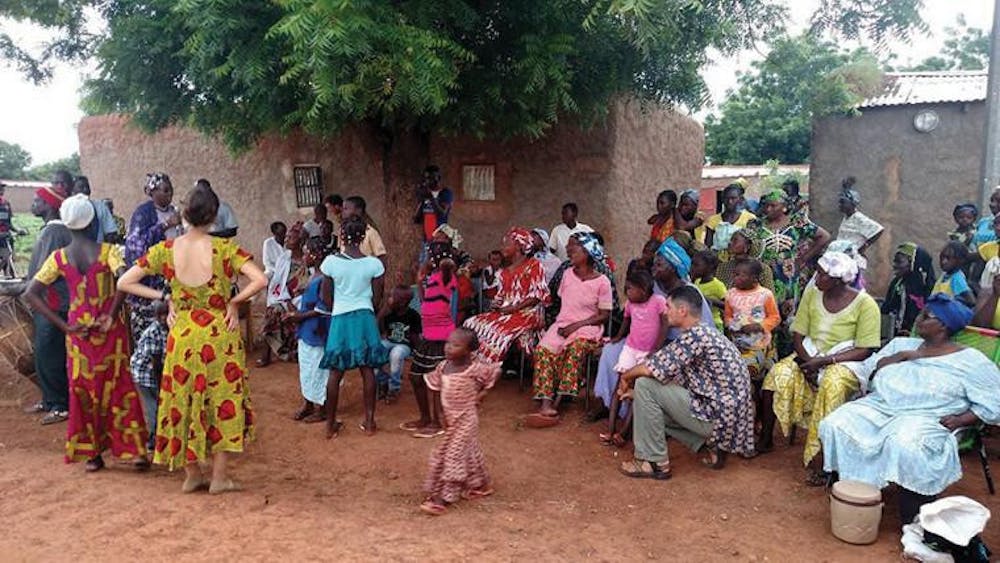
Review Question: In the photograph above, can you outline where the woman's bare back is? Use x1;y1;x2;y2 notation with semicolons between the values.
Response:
171;233;215;287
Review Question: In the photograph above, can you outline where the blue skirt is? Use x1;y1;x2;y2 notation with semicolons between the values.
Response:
321;309;389;371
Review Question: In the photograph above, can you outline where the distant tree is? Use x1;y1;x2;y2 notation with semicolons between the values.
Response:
0;141;32;180
903;17;989;72
25;153;81;181
704;34;882;165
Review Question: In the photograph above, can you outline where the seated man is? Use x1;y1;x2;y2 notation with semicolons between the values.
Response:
617;286;755;480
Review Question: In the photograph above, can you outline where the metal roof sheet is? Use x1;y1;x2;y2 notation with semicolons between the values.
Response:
860;70;987;108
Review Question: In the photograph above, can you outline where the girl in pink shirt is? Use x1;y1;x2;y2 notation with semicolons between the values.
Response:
602;269;666;446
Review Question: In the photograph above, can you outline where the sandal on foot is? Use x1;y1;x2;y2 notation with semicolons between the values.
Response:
209;479;243;495
700;446;728;470
302;411;327;424
40;410;68;425
525;413;559;429
22;401;44;414
182;477;209;493
292;406;314;421
600;432;627;448
619;459;671;480
412;426;444;439
399;420;426;432
419;500;448;516
84;456;105;472
358;422;376;436
461;487;495;500
325;420;344;439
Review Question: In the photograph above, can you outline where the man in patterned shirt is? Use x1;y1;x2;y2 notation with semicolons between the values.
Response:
130;301;169;452
616;285;755;480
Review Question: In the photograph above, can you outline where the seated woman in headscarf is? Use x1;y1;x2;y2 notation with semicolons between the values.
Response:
883;242;935;337
759;250;881;486
531;228;563;284
463;227;549;365
545;236;621;328
820;294;1000;524
258;222;309;367
528;233;612;427
588;236;715;422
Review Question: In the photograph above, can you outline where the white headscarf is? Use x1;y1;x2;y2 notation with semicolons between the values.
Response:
817;251;859;284
60;193;95;231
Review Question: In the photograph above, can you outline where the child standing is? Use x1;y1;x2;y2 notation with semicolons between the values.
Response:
933;241;975;307
691;250;726;331
289;237;331;423
601;269;666;447
420;328;499;516
724;257;781;383
480;250;503;309
377;285;421;404
403;242;459;438
947;203;978;255
130;300;168;456
716;230;775;292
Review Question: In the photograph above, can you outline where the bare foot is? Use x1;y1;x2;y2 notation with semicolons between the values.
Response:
325;420;343;439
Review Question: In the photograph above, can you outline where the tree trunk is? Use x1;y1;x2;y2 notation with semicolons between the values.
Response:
372;124;430;288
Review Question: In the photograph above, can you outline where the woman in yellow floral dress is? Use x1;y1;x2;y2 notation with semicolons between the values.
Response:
118;184;266;494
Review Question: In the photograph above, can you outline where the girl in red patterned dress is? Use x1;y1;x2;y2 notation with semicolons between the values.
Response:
420;328;499;515
463;227;548;365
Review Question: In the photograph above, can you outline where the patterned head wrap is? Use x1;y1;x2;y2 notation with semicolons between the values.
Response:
953;202;978;217
60;194;96;230
839;188;861;206
896;242;936;291
433;224;463;248
817;251;859;284
144;172;170;195
36;186;65;209
656;237;691;280
533;228;550;248
427;241;455;268
760;188;787;205
505;227;534;255
925;293;973;335
570;231;606;265
680;189;700;204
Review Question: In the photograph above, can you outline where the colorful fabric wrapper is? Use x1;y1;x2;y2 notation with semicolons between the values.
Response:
817;251;859;283
505;227;534;255
570;231;606;265
657;237;691;280
924;293;973;334
760;188;786;204
144;172;169;194
36;186;65;209
433;224;463;248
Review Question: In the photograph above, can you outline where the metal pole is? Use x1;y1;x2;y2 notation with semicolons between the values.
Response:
980;0;1000;209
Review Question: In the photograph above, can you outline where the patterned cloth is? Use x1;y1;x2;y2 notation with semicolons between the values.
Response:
464;258;548;364
820;337;1000;495
137;238;255;470
882;243;935;336
743;213;820;307
817;251;859;283
262;257;309;361
643;324;755;456
649;215;675;243
423;360;499;503
125;199;178;341
836;210;883;252
131;319;168;388
705;210;756;251
717;251;776;293
35;244;147;462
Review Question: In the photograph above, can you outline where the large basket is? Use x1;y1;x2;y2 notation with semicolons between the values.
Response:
0;291;35;376
953;326;1000;364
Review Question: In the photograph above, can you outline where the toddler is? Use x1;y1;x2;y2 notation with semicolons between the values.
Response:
723;258;780;382
691;250;726;331
933;241;975;307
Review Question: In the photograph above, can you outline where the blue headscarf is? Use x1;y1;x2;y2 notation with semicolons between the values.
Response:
925;293;973;335
571;231;606;264
656;237;691;280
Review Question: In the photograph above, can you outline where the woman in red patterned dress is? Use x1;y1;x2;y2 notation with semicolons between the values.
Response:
463;227;549;365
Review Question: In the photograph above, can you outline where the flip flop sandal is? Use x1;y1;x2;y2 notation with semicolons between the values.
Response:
525;413;559;429
419;500;448;516
358;422;377;436
40;410;68;425
619;459;672;480
700;446;728;470
412;427;445;439
84;457;105;472
461;487;495;500
302;411;327;424
209;479;243;495
292;407;314;421
326;420;344;439
399;420;425;431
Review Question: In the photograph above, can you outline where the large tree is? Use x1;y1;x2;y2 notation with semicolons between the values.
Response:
704;34;882;165
903;17;989;72
0;140;32;180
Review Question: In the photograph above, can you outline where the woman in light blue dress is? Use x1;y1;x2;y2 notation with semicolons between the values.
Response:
819;293;1000;524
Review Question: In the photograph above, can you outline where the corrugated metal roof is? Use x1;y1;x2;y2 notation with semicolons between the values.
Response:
702;164;809;180
860;71;987;108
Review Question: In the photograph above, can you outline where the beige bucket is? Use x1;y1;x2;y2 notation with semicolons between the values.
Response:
830;480;883;545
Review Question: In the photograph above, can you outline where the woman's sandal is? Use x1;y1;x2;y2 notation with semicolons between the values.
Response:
700;446;728;470
598;432;627;448
619;459;672;480
419;499;448;516
461;487;495;500
399;420;425;432
413;426;445;439
292;406;314;421
325;420;344;439
209;479;243;495
84;456;105;473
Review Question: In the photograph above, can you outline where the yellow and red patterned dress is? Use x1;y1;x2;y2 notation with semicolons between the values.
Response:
137;238;254;470
34;244;147;462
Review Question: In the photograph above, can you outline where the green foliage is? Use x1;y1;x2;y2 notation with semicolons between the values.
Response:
0;141;32;179
0;0;95;83
704;34;882;165
757;159;807;193
24;154;81;182
902;17;989;72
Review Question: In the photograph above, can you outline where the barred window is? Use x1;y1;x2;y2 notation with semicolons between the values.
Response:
462;164;496;201
293;165;324;208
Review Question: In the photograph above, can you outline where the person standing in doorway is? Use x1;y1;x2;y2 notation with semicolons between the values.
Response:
549;202;594;262
23;181;72;424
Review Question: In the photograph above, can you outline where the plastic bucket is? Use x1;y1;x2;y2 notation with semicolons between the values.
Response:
830;480;883;545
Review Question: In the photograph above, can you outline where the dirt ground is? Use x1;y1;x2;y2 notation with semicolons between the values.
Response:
1;357;997;562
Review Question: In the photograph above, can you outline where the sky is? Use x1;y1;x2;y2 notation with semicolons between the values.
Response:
0;0;994;165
